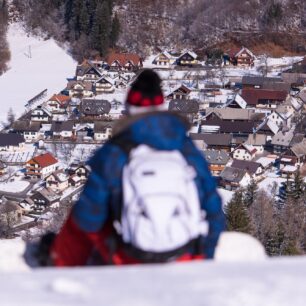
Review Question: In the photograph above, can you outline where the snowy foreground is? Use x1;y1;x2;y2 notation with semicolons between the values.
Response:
0;22;76;124
0;234;305;306
1;256;305;306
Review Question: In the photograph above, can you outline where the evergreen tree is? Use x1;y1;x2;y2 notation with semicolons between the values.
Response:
292;170;305;199
244;178;258;208
282;240;302;256
225;189;252;234
79;1;90;34
264;221;285;256
91;0;111;56
70;0;84;39
110;13;120;47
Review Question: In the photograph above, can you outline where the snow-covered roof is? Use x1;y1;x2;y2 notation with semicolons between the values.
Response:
236;47;256;59
256;157;276;168
266;119;280;135
233;94;247;109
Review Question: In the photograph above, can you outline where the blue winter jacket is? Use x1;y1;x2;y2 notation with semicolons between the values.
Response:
72;112;225;259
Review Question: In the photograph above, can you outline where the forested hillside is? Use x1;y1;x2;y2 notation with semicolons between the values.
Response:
9;0;306;59
12;0;120;60
117;0;306;56
0;1;10;74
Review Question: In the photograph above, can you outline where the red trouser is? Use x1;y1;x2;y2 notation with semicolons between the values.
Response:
51;216;204;267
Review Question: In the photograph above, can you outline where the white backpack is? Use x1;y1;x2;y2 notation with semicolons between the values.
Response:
115;144;206;255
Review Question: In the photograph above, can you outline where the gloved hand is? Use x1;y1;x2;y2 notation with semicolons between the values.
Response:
24;233;56;267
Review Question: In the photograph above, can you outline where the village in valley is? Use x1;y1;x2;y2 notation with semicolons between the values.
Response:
0;46;306;238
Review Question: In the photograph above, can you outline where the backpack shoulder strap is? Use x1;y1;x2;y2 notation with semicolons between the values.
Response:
109;135;137;155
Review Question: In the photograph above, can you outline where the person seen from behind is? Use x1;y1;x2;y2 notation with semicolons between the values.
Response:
39;69;225;266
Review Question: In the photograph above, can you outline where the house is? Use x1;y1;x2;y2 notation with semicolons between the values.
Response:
271;129;295;154
225;47;255;67
81;99;112;119
241;89;288;109
113;74;130;89
68;164;90;187
190;133;232;151
298;89;306;104
106;52;143;71
283;96;304;113
256;156;277;171
75;123;94;141
205;108;260;122
282;57;306;85
285;139;306;165
94;76;115;93
153;51;176;66
94;121;114;142
51;121;75;140
0;134;25;151
256;119;279;137
267;110;293;129
11;121;41;142
176;51;198;66
231;143;257;161
279;164;297;178
245;134;266;154
75;62;102;82
0;197;23;229
200;119;256;137
31;106;52;122
26;152;59;179
226;94;248;109
242;76;290;92
168;99;199;122
46;94;70;113
45;170;70;193
203;150;230;176
220;166;252;190
231;159;264;179
24;188;60;211
167;84;192;100
66;81;94;98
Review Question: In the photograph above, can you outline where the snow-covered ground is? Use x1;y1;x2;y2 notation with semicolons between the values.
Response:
0;22;76;125
0;234;304;306
218;188;234;207
0;180;29;193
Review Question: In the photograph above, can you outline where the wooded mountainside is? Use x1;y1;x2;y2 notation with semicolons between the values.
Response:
12;0;120;60
6;0;306;60
116;0;306;56
0;1;9;74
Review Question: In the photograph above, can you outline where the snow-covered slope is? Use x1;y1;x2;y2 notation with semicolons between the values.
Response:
1;256;306;306
0;234;305;306
0;23;76;124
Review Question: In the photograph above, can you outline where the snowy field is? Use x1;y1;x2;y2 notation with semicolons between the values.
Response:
0;22;76;125
0;180;29;193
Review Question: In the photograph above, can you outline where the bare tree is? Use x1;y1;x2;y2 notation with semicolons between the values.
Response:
6;108;16;127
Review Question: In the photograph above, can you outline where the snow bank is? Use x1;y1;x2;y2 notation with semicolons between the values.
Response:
0;238;29;272
0;255;305;306
0;22;76;124
0;235;305;306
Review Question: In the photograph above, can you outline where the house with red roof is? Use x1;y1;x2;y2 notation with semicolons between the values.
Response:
106;52;143;71
26;152;59;179
241;88;288;109
46;94;71;113
225;47;255;67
